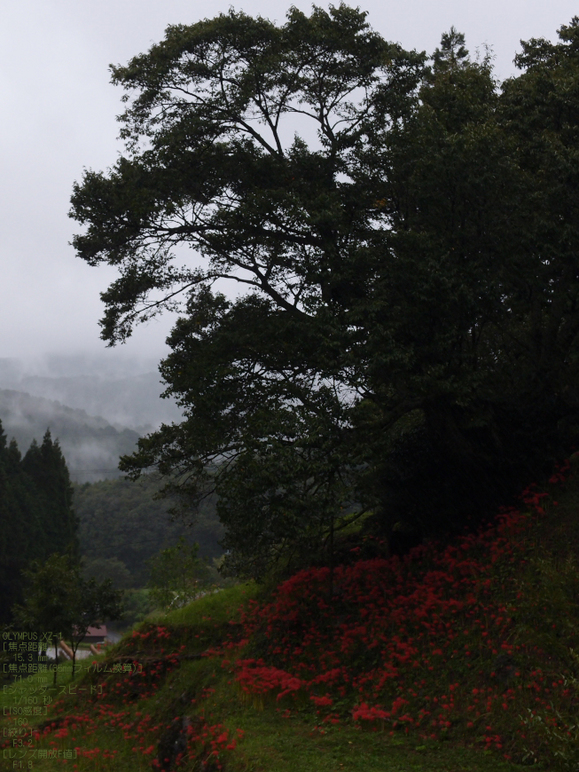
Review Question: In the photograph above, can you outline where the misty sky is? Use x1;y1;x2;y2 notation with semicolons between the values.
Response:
2;0;577;365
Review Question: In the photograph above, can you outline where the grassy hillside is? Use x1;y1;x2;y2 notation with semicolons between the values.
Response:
3;455;579;771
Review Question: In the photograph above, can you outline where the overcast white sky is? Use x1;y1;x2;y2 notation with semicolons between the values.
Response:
1;0;577;365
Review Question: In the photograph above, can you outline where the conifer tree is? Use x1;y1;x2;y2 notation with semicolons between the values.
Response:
22;430;79;559
0;423;44;622
0;423;79;623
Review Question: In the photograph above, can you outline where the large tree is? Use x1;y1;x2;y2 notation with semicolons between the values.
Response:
70;7;579;577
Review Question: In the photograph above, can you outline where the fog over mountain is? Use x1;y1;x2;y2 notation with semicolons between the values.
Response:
0;353;184;483
0;354;182;432
0;389;137;483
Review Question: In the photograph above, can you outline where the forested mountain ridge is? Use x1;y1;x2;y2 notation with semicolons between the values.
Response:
0;389;140;482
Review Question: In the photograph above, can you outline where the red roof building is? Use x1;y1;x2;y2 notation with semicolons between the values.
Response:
78;625;107;644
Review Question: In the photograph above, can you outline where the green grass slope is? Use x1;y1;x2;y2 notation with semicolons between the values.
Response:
3;455;579;771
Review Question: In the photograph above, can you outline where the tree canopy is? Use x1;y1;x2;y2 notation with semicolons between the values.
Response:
70;7;579;578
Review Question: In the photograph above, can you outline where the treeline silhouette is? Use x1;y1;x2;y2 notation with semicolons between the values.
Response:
0;421;78;623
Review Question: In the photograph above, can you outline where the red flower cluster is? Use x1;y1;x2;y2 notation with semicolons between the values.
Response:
235;659;303;701
215;458;579;764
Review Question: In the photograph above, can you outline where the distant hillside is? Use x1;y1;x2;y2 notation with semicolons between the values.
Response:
16;372;182;433
0;389;140;482
0;356;182;432
73;474;223;587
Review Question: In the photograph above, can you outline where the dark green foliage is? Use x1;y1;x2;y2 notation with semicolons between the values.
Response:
121;587;154;627
21;430;78;558
0;422;79;623
147;537;213;610
12;552;123;679
81;556;133;589
0;430;42;624
72;475;223;586
70;8;579;577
